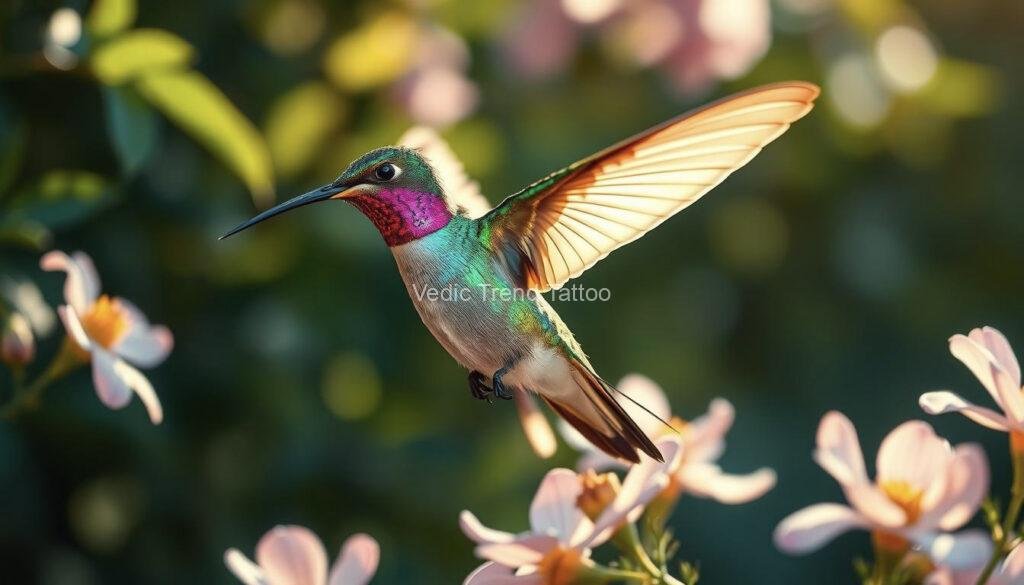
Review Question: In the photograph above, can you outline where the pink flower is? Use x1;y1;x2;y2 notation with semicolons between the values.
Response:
501;0;771;95
41;250;173;424
225;525;379;585
920;327;1024;435
1;312;35;366
460;437;682;584
774;412;989;571
561;374;776;504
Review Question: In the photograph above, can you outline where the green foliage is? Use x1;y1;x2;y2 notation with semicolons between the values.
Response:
136;70;275;207
85;0;137;39
102;86;158;175
90;29;194;85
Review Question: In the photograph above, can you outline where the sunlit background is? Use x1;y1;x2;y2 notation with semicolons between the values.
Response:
0;0;1021;583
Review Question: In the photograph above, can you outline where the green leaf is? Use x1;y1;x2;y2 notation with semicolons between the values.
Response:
264;81;347;178
86;0;137;38
4;171;116;229
90;29;194;86
103;86;158;175
135;70;275;206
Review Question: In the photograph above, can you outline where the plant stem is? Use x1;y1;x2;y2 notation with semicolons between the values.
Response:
0;338;82;419
976;434;1024;585
612;523;674;583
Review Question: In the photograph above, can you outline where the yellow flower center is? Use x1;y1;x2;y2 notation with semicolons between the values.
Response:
577;470;620;521
881;480;924;524
537;547;584;585
80;295;129;349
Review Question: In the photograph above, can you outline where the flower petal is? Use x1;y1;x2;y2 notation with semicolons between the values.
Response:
224;549;268;585
844;482;907;528
514;392;557;459
679;463;776;504
919;391;1011;431
616;374;673;437
91;348;133;409
774;503;869;554
328;534;379;585
255;525;329;585
970;327;1021;387
933;444;989;531
40;250;98;314
460;510;516;545
529;469;585;541
813;411;868;487
950;334;1024;421
463;562;540;585
997;542;1024;581
917;529;992;570
685;398;734;463
584;436;681;547
58;305;93;352
93;349;164;424
476;535;557;568
876;420;952;490
71;251;101;303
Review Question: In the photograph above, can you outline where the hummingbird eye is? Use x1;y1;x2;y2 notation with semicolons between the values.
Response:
374;163;400;181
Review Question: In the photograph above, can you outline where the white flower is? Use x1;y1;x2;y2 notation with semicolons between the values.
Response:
461;437;682;584
226;525;379;585
41;250;173;424
774;411;989;572
561;374;775;504
920;326;1024;435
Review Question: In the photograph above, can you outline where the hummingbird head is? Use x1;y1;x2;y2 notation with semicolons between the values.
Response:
221;146;453;246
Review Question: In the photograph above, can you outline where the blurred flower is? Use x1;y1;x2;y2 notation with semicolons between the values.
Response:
561;374;776;504
225;525;379;585
44;8;81;70
920;327;1024;442
393;25;478;127
2;277;57;336
324;14;477;127
1;312;35;367
460;438;681;583
924;542;1023;585
503;0;771;94
774;412;989;571
41;250;173;424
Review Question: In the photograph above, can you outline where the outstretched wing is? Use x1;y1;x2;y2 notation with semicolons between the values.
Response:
398;126;492;218
479;82;820;291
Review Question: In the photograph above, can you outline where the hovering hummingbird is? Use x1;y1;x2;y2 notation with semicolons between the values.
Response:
223;82;820;463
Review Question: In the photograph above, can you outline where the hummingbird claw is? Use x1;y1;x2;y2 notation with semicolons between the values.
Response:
468;371;493;401
491;366;514;401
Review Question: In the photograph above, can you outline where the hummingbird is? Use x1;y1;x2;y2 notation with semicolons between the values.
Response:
222;82;820;463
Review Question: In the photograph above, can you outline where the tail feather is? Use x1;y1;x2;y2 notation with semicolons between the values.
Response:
546;360;663;464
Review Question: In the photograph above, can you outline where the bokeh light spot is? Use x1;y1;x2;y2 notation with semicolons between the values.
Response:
68;477;143;554
827;52;890;128
875;25;938;94
710;198;790;276
322;351;383;420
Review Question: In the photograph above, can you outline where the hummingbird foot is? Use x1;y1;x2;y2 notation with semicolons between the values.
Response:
468;371;493;402
490;365;514;401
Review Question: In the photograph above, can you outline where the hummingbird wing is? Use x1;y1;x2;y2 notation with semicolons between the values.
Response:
479;82;820;292
398;126;492;218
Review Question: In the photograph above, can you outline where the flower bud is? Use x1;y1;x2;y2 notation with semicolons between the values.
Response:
1;313;35;367
577;470;620;521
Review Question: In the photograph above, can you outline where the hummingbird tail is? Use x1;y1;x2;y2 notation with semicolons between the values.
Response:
545;360;663;464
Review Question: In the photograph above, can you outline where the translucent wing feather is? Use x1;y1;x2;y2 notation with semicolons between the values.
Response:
398;126;492;218
481;82;820;291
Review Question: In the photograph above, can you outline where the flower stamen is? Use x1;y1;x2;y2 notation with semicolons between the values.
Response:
80;295;129;349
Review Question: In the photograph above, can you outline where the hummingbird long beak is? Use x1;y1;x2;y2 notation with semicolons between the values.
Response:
219;181;355;239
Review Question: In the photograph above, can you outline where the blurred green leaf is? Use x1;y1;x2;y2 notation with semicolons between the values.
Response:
90;29;194;86
264;81;346;178
4;170;116;230
103;86;158;175
86;0;137;38
135;70;274;206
